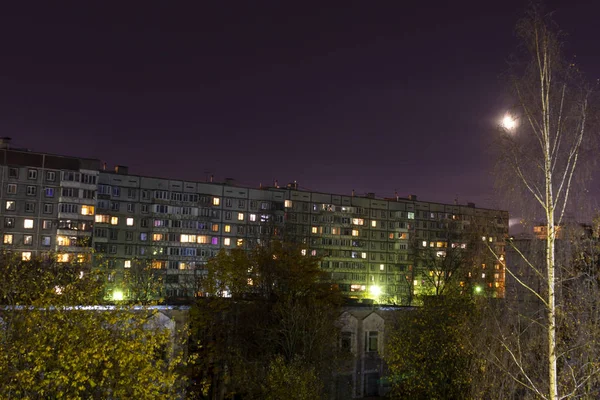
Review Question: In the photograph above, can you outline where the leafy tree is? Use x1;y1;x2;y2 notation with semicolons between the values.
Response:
262;356;323;400
0;253;187;399
385;296;480;400
188;242;343;399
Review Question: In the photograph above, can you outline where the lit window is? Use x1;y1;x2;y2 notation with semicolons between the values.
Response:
212;224;219;232
57;253;70;263
460;243;467;249
3;234;12;244
352;229;359;237
301;249;307;256
24;219;34;229
361;252;367;259
371;220;377;227
332;228;339;235
211;237;219;245
311;226;318;234
95;215;110;223
181;234;196;243
489;237;493;242
311;250;317;256
422;241;427;247
213;197;220;206
284;200;292;208
5;201;15;210
407;212;415;219
380;264;385;271
126;217;134;226
124;260;131;269
224;238;231;246
57;236;71;246
238;213;244;221
236;238;243;247
249;214;256;222
482;236;486;241
153;233;163;241
110;217;118;225
482;273;486;278
388;233;394;239
352;218;364;226
225;225;231;233
198;235;209;244
81;205;95;216
22;251;32;261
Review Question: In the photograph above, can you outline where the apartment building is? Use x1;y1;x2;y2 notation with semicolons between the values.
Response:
0;140;509;303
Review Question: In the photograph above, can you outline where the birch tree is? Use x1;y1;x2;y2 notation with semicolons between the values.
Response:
496;5;597;399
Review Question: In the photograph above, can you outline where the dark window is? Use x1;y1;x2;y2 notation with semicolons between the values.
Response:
366;331;378;353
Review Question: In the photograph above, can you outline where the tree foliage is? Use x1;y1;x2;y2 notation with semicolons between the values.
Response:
262;356;323;400
0;253;187;399
386;296;480;400
188;242;343;399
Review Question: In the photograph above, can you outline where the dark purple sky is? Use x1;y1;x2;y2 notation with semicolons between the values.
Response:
0;1;598;211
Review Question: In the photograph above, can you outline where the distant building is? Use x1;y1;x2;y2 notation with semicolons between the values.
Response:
0;138;508;303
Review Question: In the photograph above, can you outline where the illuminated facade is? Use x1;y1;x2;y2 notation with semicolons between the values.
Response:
0;141;508;303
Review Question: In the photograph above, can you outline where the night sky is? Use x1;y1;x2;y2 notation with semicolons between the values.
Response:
0;1;599;212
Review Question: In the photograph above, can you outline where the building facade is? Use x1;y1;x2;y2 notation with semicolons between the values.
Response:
0;141;509;303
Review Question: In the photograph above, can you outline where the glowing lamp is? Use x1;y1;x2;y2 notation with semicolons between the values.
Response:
370;285;382;297
112;289;124;301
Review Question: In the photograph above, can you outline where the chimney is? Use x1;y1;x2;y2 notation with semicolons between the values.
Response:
352;189;355;197
408;194;418;201
102;162;107;171
210;175;214;183
274;179;279;188
0;137;12;149
114;165;129;174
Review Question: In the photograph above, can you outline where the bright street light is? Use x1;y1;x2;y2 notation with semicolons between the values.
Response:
112;289;124;301
370;285;382;297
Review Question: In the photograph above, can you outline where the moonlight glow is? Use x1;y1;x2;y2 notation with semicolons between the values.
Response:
502;114;517;130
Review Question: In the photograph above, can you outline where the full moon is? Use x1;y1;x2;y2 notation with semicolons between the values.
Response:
502;115;517;130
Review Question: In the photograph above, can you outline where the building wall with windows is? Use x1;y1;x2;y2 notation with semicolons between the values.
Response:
0;146;509;303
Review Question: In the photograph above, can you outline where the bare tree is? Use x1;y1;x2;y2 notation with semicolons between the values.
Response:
496;4;597;399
